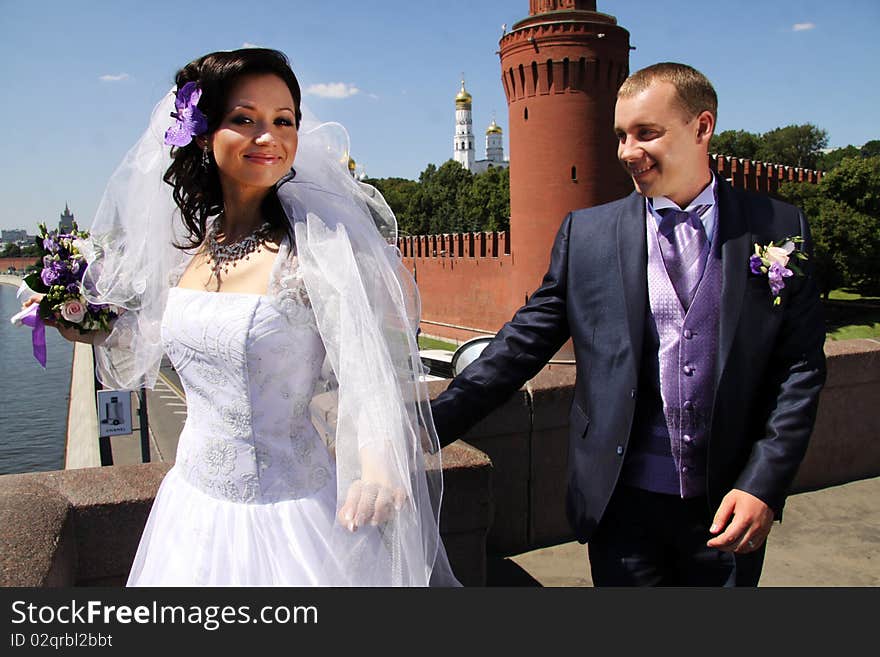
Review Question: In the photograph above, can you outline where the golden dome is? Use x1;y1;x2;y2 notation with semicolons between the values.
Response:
455;79;472;106
347;156;356;172
486;119;503;135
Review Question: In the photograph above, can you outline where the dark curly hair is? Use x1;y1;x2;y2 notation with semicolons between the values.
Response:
164;48;302;249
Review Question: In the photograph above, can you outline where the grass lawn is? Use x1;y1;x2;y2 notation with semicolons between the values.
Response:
418;335;457;351
823;289;880;341
827;289;880;302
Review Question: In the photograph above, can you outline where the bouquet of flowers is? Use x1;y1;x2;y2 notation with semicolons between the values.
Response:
10;222;118;366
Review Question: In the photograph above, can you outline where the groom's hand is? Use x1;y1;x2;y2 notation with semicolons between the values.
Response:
706;489;774;554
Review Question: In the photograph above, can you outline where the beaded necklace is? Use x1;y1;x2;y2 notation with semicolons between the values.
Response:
205;217;274;281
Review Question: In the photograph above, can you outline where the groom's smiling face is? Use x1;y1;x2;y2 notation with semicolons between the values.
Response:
614;81;714;208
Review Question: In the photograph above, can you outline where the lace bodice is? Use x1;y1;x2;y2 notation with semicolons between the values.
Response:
161;242;333;504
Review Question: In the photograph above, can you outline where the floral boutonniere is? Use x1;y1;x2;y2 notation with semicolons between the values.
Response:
749;237;808;306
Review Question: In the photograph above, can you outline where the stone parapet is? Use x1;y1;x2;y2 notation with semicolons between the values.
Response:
794;339;880;492
0;445;491;587
0;463;168;587
2;339;875;586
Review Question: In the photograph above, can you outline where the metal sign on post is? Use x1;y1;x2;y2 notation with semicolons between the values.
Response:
96;390;134;437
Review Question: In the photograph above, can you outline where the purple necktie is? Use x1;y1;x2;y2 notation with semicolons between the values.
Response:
656;206;710;310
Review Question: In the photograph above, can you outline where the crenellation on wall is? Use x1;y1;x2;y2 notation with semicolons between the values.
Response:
503;54;628;103
710;154;822;197
398;230;511;260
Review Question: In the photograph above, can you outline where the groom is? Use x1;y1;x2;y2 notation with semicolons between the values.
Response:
430;63;827;586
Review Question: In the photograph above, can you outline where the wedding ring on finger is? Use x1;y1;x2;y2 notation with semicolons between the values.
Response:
747;539;756;548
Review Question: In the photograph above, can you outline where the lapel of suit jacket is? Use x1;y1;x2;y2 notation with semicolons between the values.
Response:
616;191;648;379
714;178;751;389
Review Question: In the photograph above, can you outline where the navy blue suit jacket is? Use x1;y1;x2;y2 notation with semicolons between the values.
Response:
430;178;827;543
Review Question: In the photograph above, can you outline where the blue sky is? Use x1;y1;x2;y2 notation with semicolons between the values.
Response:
1;0;878;231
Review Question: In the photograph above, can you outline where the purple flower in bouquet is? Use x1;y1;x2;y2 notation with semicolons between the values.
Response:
40;260;64;287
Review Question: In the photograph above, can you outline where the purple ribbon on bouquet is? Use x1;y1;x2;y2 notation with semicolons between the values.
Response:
17;304;47;367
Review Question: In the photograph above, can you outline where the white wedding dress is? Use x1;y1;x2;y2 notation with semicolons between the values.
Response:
127;241;377;586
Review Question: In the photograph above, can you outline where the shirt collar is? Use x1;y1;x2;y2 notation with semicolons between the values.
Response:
646;174;719;244
649;174;717;216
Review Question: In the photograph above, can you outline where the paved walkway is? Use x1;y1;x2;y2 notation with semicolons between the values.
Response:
492;475;880;586
106;358;185;466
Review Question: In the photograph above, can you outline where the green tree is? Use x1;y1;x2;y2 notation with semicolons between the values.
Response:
757;124;828;169
820;155;880;216
817;145;861;171
1;242;22;257
710;129;761;160
779;156;880;295
364;160;510;236
418;160;473;234
779;182;844;296
861;140;880;158
363;176;420;235
462;167;510;232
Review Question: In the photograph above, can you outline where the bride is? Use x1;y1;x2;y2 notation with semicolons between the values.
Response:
30;48;458;586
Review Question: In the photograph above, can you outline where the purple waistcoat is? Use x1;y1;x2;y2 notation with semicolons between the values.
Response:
620;217;722;498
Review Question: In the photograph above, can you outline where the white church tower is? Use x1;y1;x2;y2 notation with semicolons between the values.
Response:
453;77;475;171
486;118;504;164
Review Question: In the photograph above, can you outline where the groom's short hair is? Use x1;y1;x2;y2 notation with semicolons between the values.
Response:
618;62;718;122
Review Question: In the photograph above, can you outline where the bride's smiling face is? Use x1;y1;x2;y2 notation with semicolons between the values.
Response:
208;73;298;195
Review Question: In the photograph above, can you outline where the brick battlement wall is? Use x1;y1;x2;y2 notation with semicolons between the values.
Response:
398;232;515;343
400;157;821;343
399;155;822;261
401;238;515;344
398;231;510;259
711;153;823;196
0;257;36;272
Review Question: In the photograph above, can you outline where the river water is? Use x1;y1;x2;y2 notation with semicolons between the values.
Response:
0;282;73;474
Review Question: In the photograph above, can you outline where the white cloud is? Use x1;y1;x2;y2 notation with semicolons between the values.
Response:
99;73;129;82
305;82;361;99
241;42;261;48
792;22;816;31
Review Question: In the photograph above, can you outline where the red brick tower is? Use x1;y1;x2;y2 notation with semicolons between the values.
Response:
500;1;632;303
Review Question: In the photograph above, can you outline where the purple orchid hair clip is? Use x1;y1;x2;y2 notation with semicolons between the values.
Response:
164;81;208;147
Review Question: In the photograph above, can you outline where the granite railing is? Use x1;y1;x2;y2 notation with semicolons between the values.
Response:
0;444;492;588
1;339;877;586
